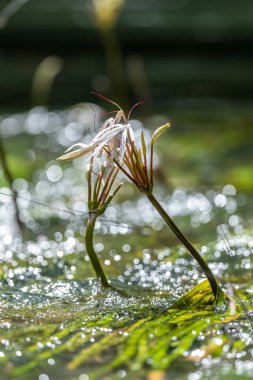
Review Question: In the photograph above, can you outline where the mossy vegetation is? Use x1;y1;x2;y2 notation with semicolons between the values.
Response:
0;276;250;380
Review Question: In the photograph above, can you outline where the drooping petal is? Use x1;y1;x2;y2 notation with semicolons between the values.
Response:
87;134;116;161
93;118;114;141
58;110;131;165
101;117;114;130
93;123;127;144
57;143;94;161
64;143;90;153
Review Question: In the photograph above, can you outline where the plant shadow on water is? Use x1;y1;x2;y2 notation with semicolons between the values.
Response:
0;107;252;380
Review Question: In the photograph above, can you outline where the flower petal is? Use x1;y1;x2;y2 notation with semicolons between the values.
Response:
128;125;135;142
93;118;114;141
87;135;114;161
93;123;126;144
118;128;128;162
64;143;90;153
57;144;93;161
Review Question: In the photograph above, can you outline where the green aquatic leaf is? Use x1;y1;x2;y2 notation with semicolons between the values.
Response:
171;279;227;310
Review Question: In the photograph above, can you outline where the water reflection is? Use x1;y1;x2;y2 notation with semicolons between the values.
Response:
0;106;253;380
0;105;251;294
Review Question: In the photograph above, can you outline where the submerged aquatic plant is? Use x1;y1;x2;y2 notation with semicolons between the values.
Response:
58;95;224;302
113;117;224;302
57;99;132;287
6;278;244;379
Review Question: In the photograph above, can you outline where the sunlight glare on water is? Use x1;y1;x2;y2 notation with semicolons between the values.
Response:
0;107;253;380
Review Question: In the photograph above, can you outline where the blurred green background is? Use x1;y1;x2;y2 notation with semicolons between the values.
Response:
0;4;252;379
0;0;252;193
1;0;253;110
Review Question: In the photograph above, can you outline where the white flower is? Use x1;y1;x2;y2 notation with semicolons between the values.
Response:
57;111;134;166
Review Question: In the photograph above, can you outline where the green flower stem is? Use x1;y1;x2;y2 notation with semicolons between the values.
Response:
85;212;110;288
147;193;220;299
0;137;23;232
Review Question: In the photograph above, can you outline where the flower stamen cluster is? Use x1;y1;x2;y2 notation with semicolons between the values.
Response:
112;123;170;194
57;109;134;167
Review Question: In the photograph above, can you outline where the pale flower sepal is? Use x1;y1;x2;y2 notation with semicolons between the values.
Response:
57;143;93;161
151;123;170;147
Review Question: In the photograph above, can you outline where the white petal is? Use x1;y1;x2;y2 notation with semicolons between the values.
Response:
87;135;114;160
128;125;135;142
64;143;90;153
57;144;94;161
100;117;114;130
93;118;114;141
119;128;128;162
93;124;126;144
114;110;124;124
92;124;126;144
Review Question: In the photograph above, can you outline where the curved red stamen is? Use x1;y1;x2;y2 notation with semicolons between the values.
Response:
127;101;145;121
91;92;122;111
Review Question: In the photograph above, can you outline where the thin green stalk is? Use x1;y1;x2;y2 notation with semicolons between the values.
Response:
128;134;146;181
137;148;149;183
123;152;140;183
140;131;147;170
100;168;119;203
150;145;154;189
95;165;106;199
87;163;92;205
98;166;115;204
147;193;220;299
125;143;143;182
85;212;110;288
116;158;139;186
104;182;123;209
103;145;138;186
0;137;23;232
128;150;146;185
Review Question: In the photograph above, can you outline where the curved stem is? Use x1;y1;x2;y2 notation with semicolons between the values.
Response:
0;137;23;232
85;212;110;288
147;193;220;299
